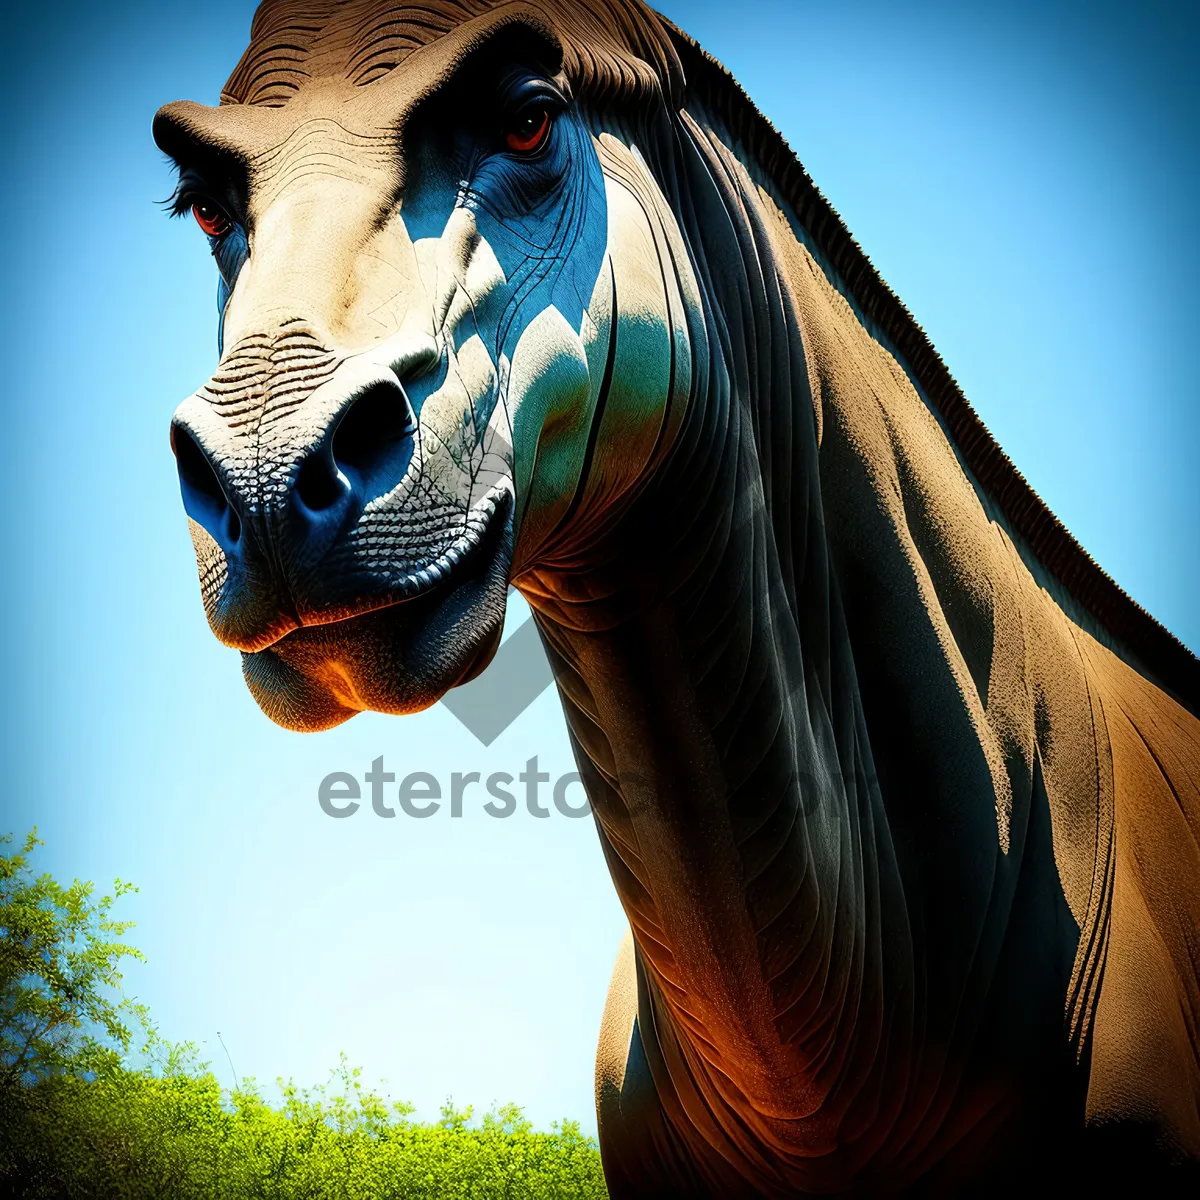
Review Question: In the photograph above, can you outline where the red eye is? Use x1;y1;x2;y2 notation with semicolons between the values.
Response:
504;108;550;154
192;202;231;238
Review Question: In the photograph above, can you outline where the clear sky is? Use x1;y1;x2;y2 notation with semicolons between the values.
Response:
1;0;1195;1136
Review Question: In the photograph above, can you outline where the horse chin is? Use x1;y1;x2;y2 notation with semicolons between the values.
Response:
239;510;513;732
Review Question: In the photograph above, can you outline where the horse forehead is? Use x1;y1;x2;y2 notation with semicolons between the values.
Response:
222;0;512;105
246;116;401;211
214;0;566;181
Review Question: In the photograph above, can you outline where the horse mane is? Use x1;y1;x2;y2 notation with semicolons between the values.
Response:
659;18;1199;715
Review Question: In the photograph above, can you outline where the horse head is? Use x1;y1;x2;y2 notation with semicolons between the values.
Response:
158;0;695;729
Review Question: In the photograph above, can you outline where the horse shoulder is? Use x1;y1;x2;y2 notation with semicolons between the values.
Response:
1080;636;1200;1159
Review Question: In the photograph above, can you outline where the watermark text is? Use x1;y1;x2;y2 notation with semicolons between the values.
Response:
318;756;591;819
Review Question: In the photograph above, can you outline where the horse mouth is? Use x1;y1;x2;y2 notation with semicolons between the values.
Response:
277;483;513;644
239;486;515;730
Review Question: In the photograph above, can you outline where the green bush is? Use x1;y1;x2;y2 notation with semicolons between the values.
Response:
1;1062;608;1199
0;834;608;1198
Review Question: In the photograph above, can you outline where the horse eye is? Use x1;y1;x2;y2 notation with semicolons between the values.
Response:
192;202;231;238
504;108;551;154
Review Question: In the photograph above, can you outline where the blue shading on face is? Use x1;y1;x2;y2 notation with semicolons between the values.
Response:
213;225;248;355
398;66;608;436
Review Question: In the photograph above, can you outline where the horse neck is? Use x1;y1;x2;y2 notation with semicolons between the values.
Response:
522;113;913;1138
525;101;1101;1179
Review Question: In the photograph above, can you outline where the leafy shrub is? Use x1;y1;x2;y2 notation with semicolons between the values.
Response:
2;1062;608;1199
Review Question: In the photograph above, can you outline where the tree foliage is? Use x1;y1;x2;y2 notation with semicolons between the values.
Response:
0;830;146;1086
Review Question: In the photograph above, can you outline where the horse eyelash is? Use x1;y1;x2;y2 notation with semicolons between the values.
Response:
169;189;214;220
158;183;188;218
160;173;230;222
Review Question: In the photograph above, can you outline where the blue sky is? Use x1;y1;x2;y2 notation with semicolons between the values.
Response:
1;0;1195;1135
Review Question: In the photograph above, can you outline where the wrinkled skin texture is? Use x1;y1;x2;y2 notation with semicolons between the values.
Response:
158;2;1200;1194
163;4;687;727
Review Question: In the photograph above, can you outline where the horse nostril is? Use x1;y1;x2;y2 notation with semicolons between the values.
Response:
331;380;416;495
295;447;346;513
172;423;241;544
173;424;221;500
292;381;413;518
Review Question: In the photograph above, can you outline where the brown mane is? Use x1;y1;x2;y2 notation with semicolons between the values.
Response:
660;18;1199;714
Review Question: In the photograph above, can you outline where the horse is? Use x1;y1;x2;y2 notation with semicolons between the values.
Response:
155;2;1200;1192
